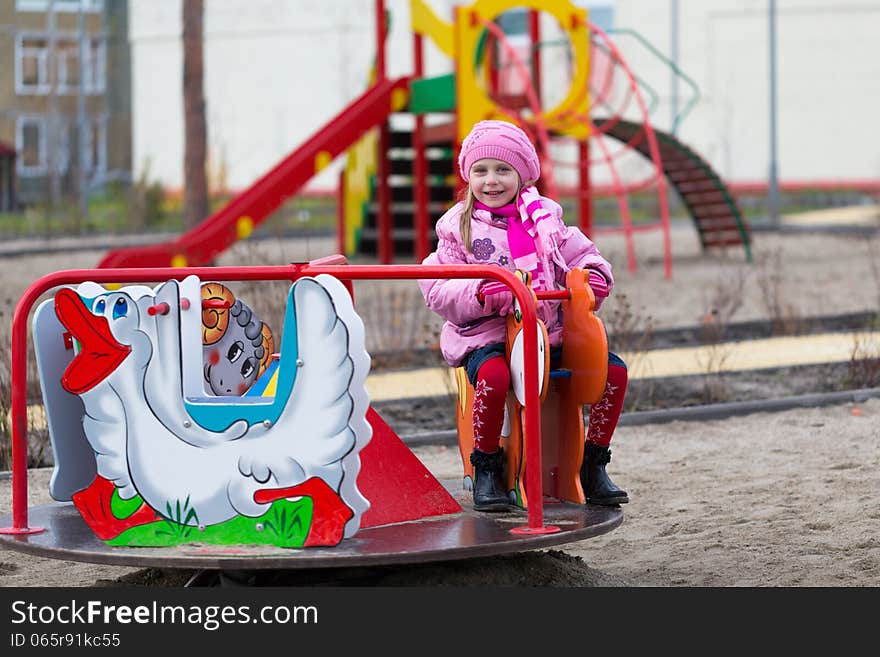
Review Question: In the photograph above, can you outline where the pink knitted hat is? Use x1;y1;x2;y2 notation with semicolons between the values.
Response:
458;120;540;184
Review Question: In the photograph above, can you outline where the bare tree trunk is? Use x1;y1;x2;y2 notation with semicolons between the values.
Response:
182;0;208;229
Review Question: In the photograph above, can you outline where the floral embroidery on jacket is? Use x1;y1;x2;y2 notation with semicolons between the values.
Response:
472;238;496;261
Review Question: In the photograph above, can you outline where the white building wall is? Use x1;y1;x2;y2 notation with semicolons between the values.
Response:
611;0;880;184
130;0;880;192
130;0;460;192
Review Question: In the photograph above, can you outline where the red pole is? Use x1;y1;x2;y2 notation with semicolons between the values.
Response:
487;29;499;98
579;139;592;236
375;0;392;264
337;169;346;256
529;9;541;106
4;288;43;534
413;32;429;262
377;123;392;265
2;263;556;535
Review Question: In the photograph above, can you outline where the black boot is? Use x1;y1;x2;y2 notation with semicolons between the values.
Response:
469;448;510;512
581;443;629;506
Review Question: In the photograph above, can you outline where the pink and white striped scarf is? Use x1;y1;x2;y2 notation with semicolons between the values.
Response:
474;186;564;293
474;188;611;308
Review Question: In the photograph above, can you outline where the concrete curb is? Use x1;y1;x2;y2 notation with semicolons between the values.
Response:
0;229;335;258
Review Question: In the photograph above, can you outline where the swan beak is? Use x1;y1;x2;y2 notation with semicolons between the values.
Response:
55;288;131;394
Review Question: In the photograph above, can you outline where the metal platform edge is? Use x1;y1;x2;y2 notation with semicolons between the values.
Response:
0;492;623;571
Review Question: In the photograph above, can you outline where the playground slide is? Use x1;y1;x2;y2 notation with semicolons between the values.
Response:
594;116;751;259
99;76;411;269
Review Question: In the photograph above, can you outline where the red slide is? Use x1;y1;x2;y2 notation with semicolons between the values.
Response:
99;76;411;269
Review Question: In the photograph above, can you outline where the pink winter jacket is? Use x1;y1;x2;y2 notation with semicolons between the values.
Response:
418;197;614;367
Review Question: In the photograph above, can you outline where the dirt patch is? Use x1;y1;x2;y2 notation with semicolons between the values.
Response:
100;550;631;587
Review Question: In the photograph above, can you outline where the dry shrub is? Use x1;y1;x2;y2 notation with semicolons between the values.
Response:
603;291;654;360
0;382;10;470
847;333;880;389
696;344;731;404
755;248;801;335
601;291;655;410
220;240;292;338
867;237;880;323
1;298;15;470
358;284;431;355
695;269;746;403
844;239;880;390
699;267;745;342
0;296;52;470
427;320;458;403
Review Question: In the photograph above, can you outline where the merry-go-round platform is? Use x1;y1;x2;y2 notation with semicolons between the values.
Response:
0;482;622;571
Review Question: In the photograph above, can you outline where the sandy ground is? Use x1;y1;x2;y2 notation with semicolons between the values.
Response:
419;396;880;587
2;218;880;586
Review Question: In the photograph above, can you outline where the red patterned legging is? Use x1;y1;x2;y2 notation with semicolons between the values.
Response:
586;361;628;447
471;356;510;453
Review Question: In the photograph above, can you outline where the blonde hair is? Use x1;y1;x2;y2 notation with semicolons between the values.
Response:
459;188;476;252
458;178;531;253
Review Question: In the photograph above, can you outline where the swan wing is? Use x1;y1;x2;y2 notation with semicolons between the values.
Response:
79;385;138;499
237;276;372;534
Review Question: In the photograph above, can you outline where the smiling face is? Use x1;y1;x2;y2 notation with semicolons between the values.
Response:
467;157;520;208
201;294;272;396
204;325;261;396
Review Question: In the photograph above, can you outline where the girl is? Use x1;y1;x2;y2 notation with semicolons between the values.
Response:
418;120;629;511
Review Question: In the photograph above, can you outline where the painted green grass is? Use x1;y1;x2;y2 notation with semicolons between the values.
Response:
106;497;314;548
109;489;145;519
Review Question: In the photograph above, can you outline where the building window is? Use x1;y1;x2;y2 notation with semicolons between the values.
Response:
16;33;105;95
15;116;82;177
83;37;106;93
56;40;80;90
18;37;50;93
83;116;107;175
17;117;46;175
16;0;103;13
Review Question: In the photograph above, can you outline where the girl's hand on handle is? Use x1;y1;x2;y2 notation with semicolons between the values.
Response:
477;282;514;317
587;269;609;310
